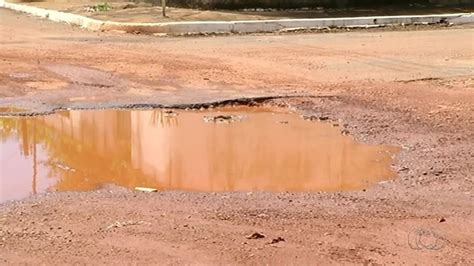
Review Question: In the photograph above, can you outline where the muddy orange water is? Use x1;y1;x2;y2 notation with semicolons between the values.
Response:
0;107;27;113
0;107;399;203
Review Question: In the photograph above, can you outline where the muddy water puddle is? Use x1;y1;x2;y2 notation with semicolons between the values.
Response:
0;107;398;203
0;107;27;113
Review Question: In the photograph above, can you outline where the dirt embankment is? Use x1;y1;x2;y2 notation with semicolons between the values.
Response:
0;9;473;264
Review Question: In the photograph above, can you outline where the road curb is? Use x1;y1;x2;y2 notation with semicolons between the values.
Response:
1;0;473;34
0;0;104;30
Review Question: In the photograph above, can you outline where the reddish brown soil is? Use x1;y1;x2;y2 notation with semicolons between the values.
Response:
0;9;473;264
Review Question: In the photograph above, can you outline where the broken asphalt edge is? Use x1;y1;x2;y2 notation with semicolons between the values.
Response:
0;94;337;117
0;0;473;34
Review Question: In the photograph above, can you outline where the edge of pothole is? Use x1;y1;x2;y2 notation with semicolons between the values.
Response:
0;94;337;117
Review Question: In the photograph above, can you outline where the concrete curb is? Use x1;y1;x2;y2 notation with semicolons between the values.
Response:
1;0;473;34
0;0;104;30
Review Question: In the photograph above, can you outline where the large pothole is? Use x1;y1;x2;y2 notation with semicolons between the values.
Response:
0;106;399;203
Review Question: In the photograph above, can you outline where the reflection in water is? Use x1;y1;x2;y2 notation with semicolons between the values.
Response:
0;107;27;113
0;107;399;203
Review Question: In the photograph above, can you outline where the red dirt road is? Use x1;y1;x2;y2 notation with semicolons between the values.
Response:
0;9;473;265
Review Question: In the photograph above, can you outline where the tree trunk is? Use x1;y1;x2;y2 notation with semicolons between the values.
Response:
162;0;167;17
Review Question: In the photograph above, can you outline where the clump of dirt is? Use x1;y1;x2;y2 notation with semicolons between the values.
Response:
203;114;246;123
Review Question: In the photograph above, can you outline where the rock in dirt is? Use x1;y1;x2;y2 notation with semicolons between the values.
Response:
104;221;149;231
246;232;265;239
268;237;285;244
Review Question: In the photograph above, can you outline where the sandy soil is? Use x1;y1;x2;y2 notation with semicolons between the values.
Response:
14;1;474;23
0;9;473;264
